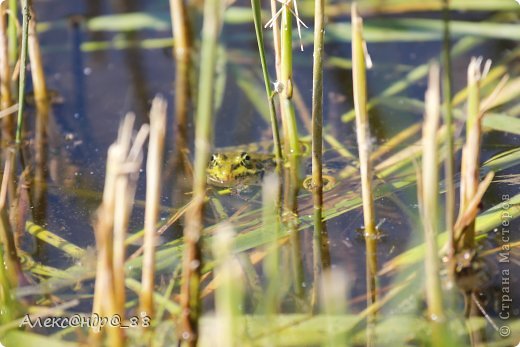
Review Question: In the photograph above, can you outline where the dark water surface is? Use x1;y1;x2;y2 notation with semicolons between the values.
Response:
26;0;519;326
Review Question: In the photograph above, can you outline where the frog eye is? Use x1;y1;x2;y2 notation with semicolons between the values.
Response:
241;152;251;161
210;154;218;164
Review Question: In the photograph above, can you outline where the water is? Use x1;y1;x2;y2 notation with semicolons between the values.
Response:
9;0;520;344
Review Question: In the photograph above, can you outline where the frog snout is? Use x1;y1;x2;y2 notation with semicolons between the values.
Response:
219;168;232;182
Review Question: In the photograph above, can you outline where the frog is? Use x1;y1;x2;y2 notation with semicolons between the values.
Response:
206;151;275;188
206;147;338;192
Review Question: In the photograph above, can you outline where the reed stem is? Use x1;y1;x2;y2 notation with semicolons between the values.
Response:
441;0;456;263
170;0;191;153
15;0;29;145
421;63;447;346
140;97;167;317
351;2;378;320
0;4;13;142
179;0;224;344
251;0;282;164
459;57;482;250
310;0;329;310
7;0;17;68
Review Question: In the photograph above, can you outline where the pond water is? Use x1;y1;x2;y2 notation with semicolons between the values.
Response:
9;0;520;344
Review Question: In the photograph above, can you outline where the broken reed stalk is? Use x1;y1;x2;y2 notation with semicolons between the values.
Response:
140;97;167;317
179;0;223;344
421;63;447;346
251;0;282;164
310;0;328;310
212;223;244;347
458;57;482;250
351;2;378;323
91;115;149;347
15;0;29;145
441;0;456;266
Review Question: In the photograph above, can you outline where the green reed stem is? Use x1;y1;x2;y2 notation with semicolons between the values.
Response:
0;245;16;324
352;3;377;304
421;63;448;346
280;3;301;162
7;0;17;67
251;0;282;164
351;4;378;342
15;0;29;145
310;0;328;310
180;0;223;344
442;0;456;261
278;0;303;302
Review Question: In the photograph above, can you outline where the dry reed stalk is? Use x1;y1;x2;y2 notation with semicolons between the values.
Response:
421;64;445;320
27;4;48;103
90;114;149;346
140;97;167;317
457;57;488;251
